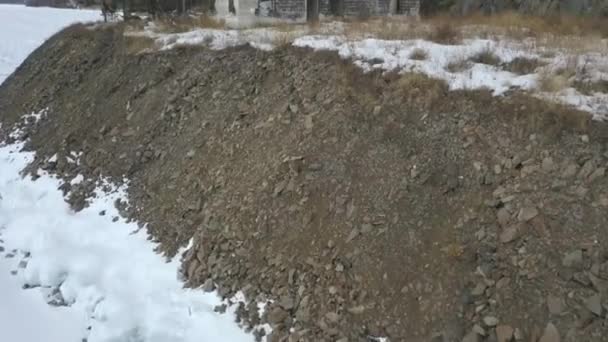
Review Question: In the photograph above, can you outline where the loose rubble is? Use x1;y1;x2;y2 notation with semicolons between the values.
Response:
1;23;608;341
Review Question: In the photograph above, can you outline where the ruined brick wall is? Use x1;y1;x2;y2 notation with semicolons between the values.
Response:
398;0;419;15
273;0;305;18
319;0;329;15
280;0;418;18
318;0;418;17
343;0;390;16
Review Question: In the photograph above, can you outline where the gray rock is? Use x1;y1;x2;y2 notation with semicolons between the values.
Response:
347;305;365;314
577;160;595;180
346;228;359;243
483;316;499;327
279;296;295;310
324;312;340;323
562;250;583;269
462;331;479;342
561;164;578;178
471;282;487;297
267;307;289;324
542;157;556;172
547;295;564;315
496;208;510;227
472;324;486;336
585;294;603;316
517;206;538;222
288;103;298;114
588;167;605;182
513;328;524;340
202;278;215;292
500;225;520;243
539;322;560;342
373;105;382;116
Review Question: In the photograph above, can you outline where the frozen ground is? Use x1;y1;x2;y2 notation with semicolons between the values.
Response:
133;21;608;120
0;5;255;342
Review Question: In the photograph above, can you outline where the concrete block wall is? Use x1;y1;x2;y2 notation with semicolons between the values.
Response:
318;0;417;17
273;0;306;18
398;0;419;15
274;0;417;19
343;0;390;16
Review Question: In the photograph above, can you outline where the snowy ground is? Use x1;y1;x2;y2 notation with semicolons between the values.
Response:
131;21;608;120
0;5;101;84
0;5;256;342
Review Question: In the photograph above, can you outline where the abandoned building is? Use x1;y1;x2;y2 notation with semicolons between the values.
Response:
267;0;420;20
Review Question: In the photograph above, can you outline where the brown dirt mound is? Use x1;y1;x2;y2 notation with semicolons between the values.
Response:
2;23;608;342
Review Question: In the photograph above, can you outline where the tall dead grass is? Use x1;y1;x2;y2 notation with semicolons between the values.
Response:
341;12;607;52
124;36;157;55
153;14;225;33
537;56;579;92
423;11;608;38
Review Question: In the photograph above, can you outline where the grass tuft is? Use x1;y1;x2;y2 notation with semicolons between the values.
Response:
469;48;501;66
427;23;461;45
409;48;428;60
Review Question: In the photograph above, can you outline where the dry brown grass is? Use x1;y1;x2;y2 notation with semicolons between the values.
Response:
502;57;544;75
409;48;428;61
469;48;501;66
446;58;471;73
339;12;607;55
153;14;225;33
572;80;608;95
397;73;449;109
124;36;157;55
427;11;608;38
342;17;424;41
427;23;462;45
537;59;578;92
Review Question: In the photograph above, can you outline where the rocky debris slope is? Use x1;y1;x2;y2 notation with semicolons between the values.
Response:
1;23;608;342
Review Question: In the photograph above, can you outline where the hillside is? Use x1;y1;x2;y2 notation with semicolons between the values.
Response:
1;22;608;342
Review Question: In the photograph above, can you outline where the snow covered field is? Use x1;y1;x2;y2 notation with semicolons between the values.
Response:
0;5;254;342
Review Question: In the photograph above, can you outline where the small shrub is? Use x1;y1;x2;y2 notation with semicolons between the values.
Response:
469;48;501;66
537;70;570;92
409;48;428;61
446;58;471;73
154;14;225;33
397;73;449;109
124;36;156;55
502;57;544;75
572;80;608;95
272;32;299;47
428;23;461;45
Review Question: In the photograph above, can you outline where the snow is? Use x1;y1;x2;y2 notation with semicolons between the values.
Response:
0;5;256;342
0;142;254;342
130;22;301;51
293;35;608;120
0;5;101;84
0;257;86;342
